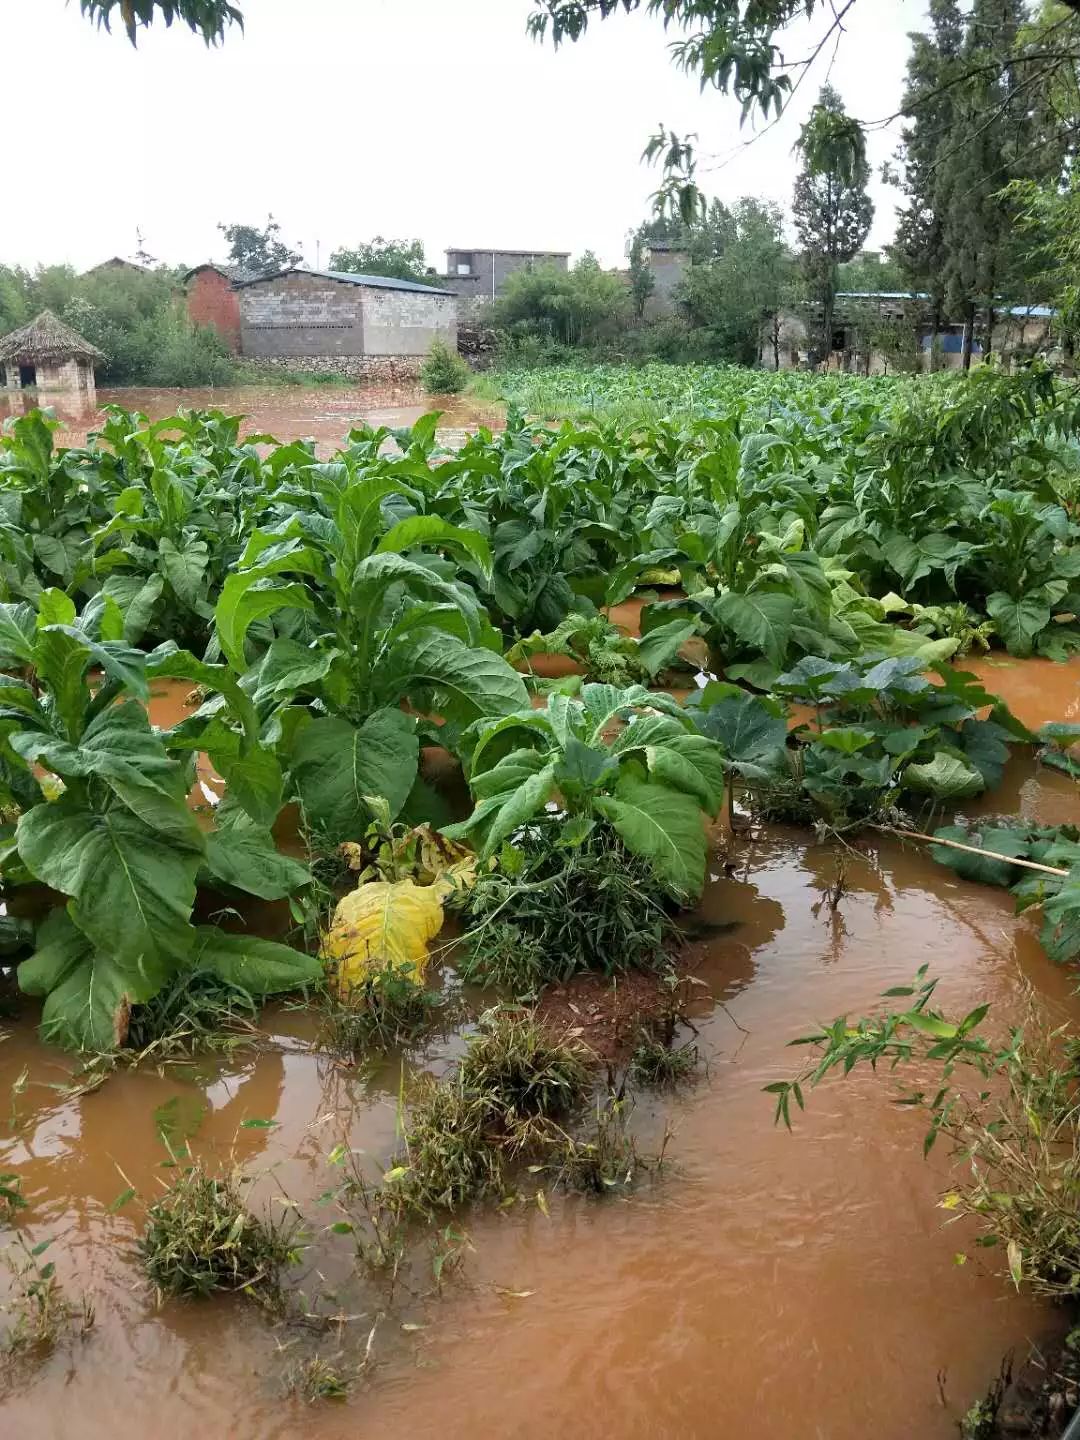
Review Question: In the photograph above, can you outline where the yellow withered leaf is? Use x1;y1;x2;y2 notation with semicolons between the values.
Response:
324;879;446;990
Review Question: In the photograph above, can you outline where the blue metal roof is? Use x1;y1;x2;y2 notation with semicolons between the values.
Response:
235;266;453;297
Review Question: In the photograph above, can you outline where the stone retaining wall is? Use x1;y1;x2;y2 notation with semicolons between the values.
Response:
242;354;426;382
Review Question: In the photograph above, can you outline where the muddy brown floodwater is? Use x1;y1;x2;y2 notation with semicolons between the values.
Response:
0;671;1078;1437
0;383;502;455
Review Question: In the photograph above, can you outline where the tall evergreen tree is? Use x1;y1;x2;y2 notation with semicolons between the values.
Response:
792;85;874;365
891;0;964;367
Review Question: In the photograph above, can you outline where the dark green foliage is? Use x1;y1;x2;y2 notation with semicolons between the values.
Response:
690;657;1028;827
140;1161;300;1300
453;816;678;993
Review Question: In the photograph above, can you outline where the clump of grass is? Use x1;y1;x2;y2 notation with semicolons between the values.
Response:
125;970;259;1058
384;1011;649;1218
630;1022;701;1087
317;966;444;1054
140;1160;300;1303
453;817;677;994
284;1353;350;1403
458;1012;592;1124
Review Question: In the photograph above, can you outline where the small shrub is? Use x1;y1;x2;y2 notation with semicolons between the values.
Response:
420;339;470;394
140;1161;300;1302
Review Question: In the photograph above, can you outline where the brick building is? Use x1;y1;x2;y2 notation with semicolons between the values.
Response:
0;310;102;403
235;267;457;380
183;264;253;354
441;248;569;310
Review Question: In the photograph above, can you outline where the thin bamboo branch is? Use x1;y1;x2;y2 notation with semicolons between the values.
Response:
884;827;1069;878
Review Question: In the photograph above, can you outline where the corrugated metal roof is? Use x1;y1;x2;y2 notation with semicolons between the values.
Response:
836;290;1057;317
235;266;453;296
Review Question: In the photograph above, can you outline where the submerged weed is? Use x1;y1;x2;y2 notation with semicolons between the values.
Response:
630;1028;701;1086
0;1234;93;1354
316;967;444;1054
284;1353;350;1403
140;1160;301;1303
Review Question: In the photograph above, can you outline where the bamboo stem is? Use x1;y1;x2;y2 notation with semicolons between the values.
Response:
883;828;1069;878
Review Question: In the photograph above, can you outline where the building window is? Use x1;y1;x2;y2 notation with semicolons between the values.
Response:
830;329;846;352
454;253;473;276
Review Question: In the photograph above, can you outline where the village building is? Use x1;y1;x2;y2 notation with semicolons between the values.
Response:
235;267;458;381
642;243;690;320
761;293;1057;374
0;310;103;403
441;248;570;311
183;263;254;355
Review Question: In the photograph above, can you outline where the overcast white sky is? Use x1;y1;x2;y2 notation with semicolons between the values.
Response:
4;0;927;274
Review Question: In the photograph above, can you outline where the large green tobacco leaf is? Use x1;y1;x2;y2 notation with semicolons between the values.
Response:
389;632;529;726
1040;881;1080;964
986;592;1052;657
694;687;788;780
594;774;706;900
216;573;313;670
12;700;200;843
19;906;175;1053
16;798;203;964
291;708;418;839
190;927;322;994
901;751;984;799
479;761;558;856
159;537;209;608
712;592;794;670
204;821;311;900
930;825;1030;887
377;514;492;574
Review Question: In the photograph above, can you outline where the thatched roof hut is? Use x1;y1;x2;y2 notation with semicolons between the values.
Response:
0;311;103;399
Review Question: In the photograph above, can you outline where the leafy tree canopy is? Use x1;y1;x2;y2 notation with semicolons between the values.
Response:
79;0;241;44
217;216;302;276
328;237;430;284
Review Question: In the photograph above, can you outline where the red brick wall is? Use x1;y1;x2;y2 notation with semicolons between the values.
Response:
186;269;241;354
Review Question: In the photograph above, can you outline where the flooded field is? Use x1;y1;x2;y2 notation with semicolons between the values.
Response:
0;665;1076;1440
0;383;501;453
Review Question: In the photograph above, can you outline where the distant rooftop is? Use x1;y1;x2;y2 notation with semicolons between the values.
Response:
235;266;453;296
445;247;570;257
184;262;260;285
835;290;1056;317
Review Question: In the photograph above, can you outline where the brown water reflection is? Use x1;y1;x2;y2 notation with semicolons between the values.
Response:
1;383;502;455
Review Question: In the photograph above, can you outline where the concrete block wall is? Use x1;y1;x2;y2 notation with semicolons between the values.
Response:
241;272;366;357
361;288;456;356
239;272;456;361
